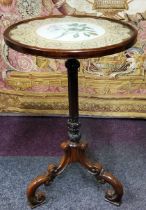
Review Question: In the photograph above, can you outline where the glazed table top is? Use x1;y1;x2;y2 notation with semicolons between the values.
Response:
4;15;137;59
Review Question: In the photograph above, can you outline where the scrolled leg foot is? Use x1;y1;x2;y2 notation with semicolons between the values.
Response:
27;164;58;208
44;164;58;186
97;169;123;206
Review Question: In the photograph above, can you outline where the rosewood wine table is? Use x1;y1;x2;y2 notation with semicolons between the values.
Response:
4;15;137;208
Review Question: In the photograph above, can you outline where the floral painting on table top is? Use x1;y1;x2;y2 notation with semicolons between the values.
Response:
36;22;102;41
0;0;146;118
10;17;131;49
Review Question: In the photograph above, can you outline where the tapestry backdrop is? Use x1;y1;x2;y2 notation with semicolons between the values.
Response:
0;0;146;118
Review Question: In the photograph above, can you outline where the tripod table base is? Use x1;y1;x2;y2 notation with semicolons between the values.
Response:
27;141;123;208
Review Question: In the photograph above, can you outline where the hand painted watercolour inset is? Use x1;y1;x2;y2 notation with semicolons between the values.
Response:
36;22;105;42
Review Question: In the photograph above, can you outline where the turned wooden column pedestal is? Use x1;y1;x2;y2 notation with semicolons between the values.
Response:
26;59;123;208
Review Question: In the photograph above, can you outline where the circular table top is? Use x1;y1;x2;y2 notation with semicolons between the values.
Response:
4;15;137;59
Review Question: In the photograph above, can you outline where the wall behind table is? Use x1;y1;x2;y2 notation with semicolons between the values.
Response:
0;0;146;118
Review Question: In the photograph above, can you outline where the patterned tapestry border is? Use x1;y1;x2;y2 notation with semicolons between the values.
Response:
0;90;146;118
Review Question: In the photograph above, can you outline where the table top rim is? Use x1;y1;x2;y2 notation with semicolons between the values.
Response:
4;15;138;59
